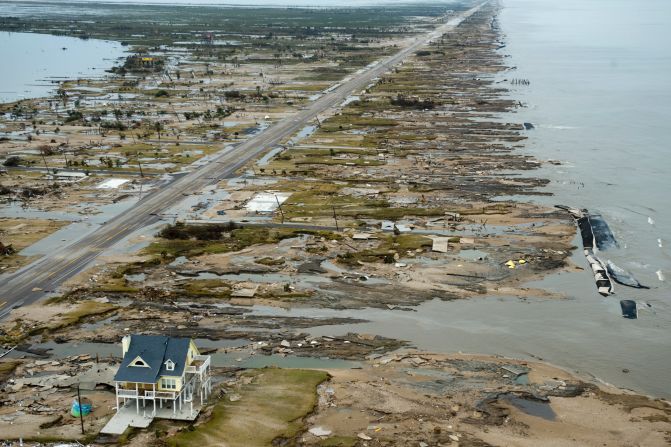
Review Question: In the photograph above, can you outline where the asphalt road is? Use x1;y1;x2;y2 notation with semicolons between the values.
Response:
0;3;485;318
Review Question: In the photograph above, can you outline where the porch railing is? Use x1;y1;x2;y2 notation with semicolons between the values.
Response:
185;355;211;375
117;389;138;398
145;390;177;400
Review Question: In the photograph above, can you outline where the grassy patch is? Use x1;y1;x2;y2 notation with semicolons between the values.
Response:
168;368;328;447
279;183;388;220
146;224;341;258
0;300;119;345
255;257;286;266
320;113;398;132
0;360;20;382
179;279;232;299
96;284;140;294
56;301;118;327
40;301;118;334
146;227;296;258
338;233;433;265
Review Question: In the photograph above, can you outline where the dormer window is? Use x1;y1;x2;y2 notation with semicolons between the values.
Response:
130;356;149;367
165;359;175;371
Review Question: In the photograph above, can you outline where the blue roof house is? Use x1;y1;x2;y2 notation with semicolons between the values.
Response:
112;335;211;420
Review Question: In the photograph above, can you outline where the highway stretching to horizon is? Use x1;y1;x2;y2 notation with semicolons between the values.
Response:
0;2;486;318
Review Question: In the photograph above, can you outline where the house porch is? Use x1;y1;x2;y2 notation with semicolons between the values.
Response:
100;396;200;435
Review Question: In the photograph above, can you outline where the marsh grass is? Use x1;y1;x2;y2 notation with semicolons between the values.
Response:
167;368;328;447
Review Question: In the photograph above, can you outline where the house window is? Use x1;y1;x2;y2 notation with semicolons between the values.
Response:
161;378;177;390
165;359;175;371
130;356;149;367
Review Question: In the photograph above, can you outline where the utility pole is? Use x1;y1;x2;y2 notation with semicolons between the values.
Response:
275;194;285;224
40;151;52;177
136;151;144;178
77;384;85;435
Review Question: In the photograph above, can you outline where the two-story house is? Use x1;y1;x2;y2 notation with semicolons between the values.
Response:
112;334;211;418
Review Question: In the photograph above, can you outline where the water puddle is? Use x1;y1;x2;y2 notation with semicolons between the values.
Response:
257;146;285;166
169;256;190;267
504;396;556;421
124;273;146;282
340;95;360;107
456;249;489;261
162;185;230;220
288;125;317;145
211;351;360;369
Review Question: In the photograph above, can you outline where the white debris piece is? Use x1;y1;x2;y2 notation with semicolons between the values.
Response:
430;237;451;253
97;178;130;189
231;285;259;298
309;426;332;437
381;220;394;231
245;192;291;212
352;233;374;240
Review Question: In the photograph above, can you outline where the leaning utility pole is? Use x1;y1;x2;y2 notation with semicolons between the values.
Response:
40;151;52;176
275;194;285;224
77;384;85;435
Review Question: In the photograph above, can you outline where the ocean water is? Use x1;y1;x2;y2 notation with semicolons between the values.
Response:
499;0;670;285
491;0;671;395
0;32;125;104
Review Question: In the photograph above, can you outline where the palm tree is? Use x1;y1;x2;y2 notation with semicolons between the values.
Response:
155;121;163;140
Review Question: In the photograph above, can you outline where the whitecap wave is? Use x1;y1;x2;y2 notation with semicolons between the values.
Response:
540;125;579;130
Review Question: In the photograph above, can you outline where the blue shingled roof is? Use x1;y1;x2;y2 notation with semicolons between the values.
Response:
114;335;191;384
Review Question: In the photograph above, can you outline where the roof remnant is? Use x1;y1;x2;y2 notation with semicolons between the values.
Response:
231;284;260;298
430;237;451;253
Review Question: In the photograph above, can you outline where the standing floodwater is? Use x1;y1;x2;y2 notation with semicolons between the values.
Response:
0;32;125;103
